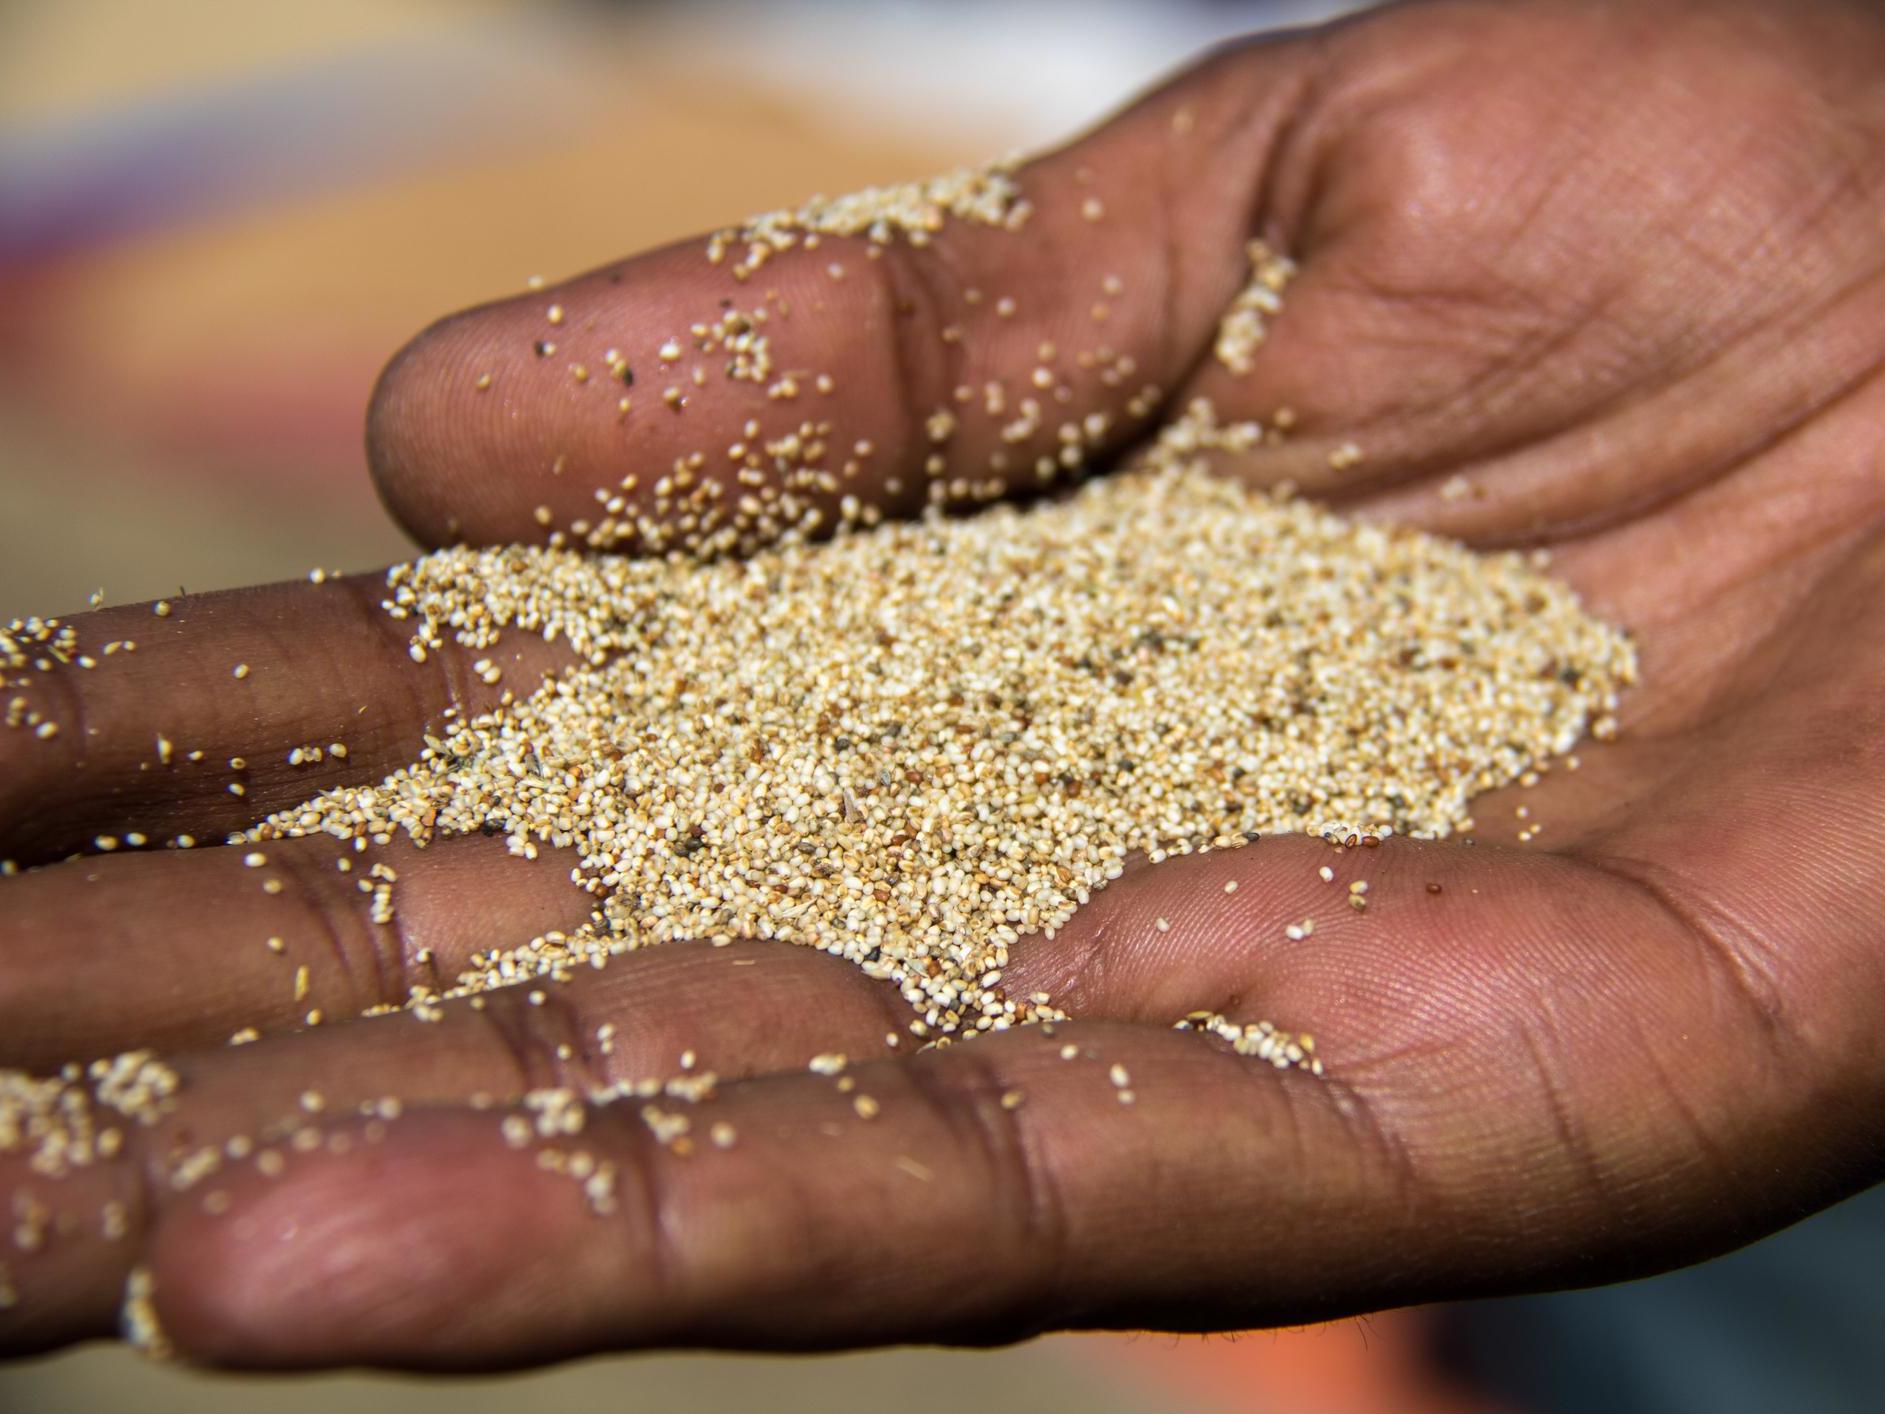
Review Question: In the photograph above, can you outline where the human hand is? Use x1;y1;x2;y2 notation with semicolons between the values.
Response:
4;0;1883;1369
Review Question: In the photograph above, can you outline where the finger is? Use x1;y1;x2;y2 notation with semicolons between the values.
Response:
364;41;1310;552
0;833;593;1070
0;576;570;865
152;935;911;1118
58;976;1876;1373
0;929;907;1355
3;1025;1342;1364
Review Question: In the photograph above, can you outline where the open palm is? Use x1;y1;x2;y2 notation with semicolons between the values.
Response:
4;0;1882;1369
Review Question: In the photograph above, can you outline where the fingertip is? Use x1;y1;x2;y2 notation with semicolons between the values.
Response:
151;1120;605;1370
363;243;863;554
365;303;524;549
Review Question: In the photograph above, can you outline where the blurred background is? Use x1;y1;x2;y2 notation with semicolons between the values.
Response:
0;1;1875;1411
0;0;1365;617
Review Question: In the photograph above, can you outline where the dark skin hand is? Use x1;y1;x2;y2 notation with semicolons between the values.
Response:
4;0;1884;1370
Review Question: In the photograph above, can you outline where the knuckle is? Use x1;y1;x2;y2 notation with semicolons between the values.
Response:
266;844;412;1014
475;987;608;1095
907;1049;1066;1278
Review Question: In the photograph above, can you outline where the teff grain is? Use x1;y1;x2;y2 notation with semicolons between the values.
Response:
708;159;1030;279
120;1267;171;1360
0;1051;180;1179
1214;242;1295;375
249;400;1632;1041
1178;1010;1322;1073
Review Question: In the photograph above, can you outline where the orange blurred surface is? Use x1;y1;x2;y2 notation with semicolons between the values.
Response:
0;6;985;615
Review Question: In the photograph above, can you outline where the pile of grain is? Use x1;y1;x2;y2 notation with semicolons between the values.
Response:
254;402;1635;1038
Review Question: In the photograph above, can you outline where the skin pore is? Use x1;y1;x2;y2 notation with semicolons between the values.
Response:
3;0;1884;1371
